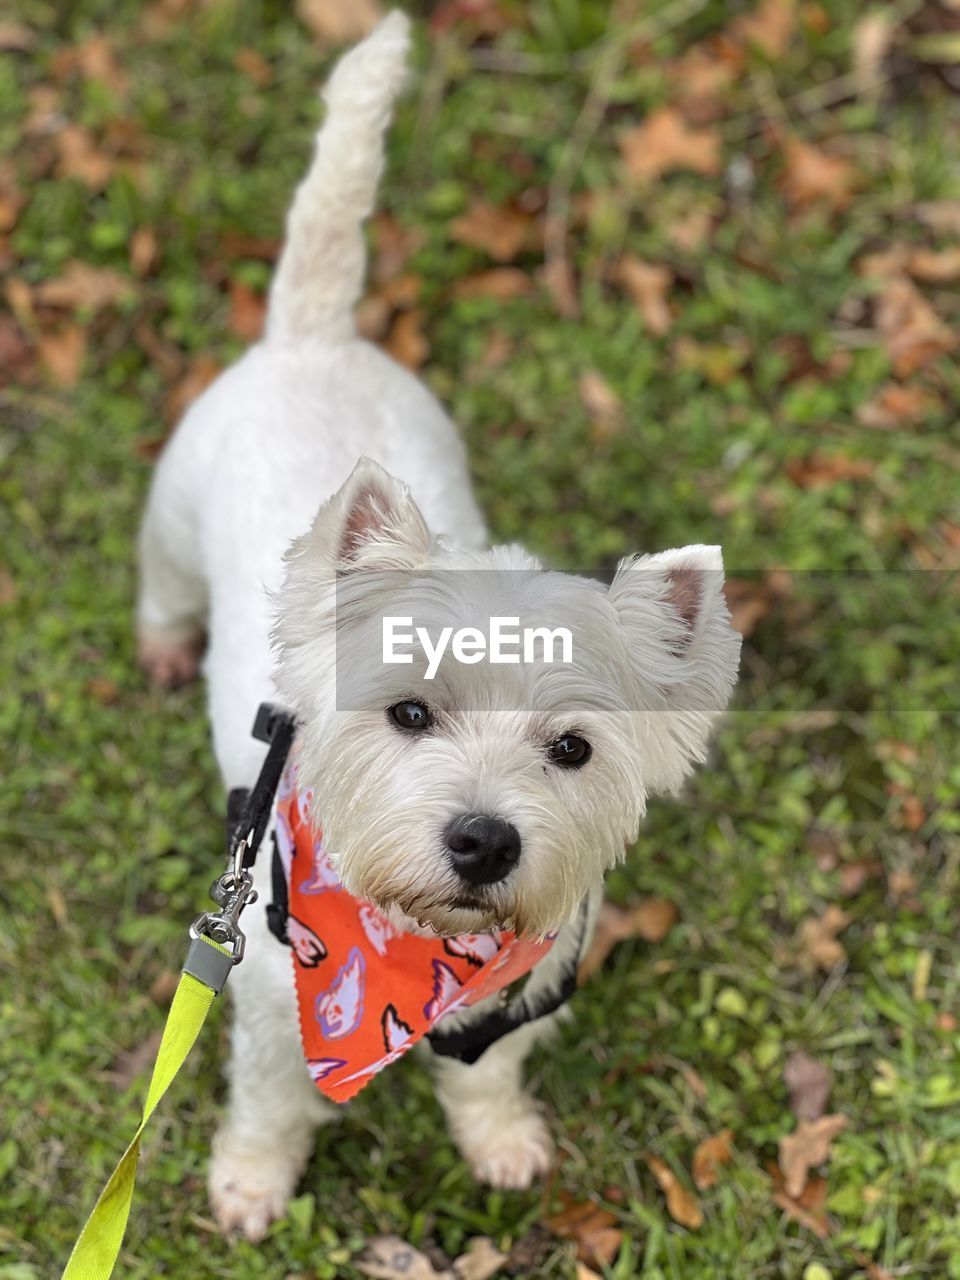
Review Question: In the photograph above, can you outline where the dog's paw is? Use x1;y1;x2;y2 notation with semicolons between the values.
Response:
208;1140;302;1242
138;630;204;689
461;1107;554;1190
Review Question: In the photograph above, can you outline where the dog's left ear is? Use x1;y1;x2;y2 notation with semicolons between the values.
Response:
607;544;741;789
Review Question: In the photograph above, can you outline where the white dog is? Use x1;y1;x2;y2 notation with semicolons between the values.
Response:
137;12;740;1242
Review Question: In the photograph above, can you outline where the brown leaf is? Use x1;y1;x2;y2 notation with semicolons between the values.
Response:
796;905;849;973
0;20;37;51
784;452;875;489
149;969;180;1005
778;1114;848;1198
355;293;393;341
129;227;159;276
768;1165;832;1237
915;200;960;236
666;206;714;253
853;13;893;99
856;382;941;430
35;261;136;310
545;1192;623;1268
783;1051;833;1122
541;255;580;319
723;576;775;638
452;269;533;301
357;1236;449;1280
0;314;33;387
838;859;882;896
297;0;383;44
38;326;87;386
450;200;534;263
906;246;960;283
620;107;721;182
665;44;739;118
51;35;128;93
55;123;115;190
578;898;678;983
730;0;796;57
645;1155;703;1229
228;280;266;341
371;213;425;285
86;676;120;705
235;47;273;88
105;1029;164;1089
874;276;954;376
0;177;23;233
452;1236;507;1280
852;1250;893;1280
615;256;673;335
780;138;859;211
166;354;221;424
692;1129;734;1190
221;230;283;262
384;308;429;370
579;370;622;440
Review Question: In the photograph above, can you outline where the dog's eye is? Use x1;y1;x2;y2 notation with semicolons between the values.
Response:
546;734;591;769
388;700;432;732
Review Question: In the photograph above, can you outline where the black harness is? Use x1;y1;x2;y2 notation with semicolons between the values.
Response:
227;703;585;1067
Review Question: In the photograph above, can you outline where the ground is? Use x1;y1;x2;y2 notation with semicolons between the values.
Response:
2;1;959;1278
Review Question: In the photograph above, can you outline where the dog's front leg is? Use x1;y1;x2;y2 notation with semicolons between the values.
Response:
430;1019;556;1190
209;950;337;1241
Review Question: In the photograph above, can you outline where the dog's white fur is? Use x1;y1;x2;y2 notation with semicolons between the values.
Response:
137;12;740;1241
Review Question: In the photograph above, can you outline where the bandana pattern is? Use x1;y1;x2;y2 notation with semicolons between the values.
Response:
271;757;558;1103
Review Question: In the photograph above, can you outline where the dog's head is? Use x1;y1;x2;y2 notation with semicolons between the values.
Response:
273;459;740;937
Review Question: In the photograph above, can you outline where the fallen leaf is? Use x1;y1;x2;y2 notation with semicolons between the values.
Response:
856;382;941;430
55;123;114;189
166;354;221;424
615;256;673;335
35;261;136;310
541;255;580;318
780;138;859;211
0;315;33;387
874;276;954;376
452;268;533;301
384;308;429;370
430;0;516;39
129;227;159;276
0;175;23;233
851;1250;893;1280
357;1236;449;1280
838;859;882;896
578;897;679;983
853;12;894;98
378;273;422;309
235;47;273;88
452;1236;507;1280
228;280;266;341
665;205;714;252
620;107;721;182
450;200;534;262
105;1029;164;1089
86;676;120;705
906;246;960;282
784;1051;833;1122
768;1164;832;1237
915;200;960;236
731;0;796;58
935;1011;957;1033
221;230;282;262
51;34;128;93
784;452;875;488
579;370;622;440
38;326;87;386
355;293;393;341
778;1114;848;1198
297;0;383;44
149;970;179;1005
371;213;425;284
575;1266;602;1280
692;1129;734;1190
796;905;849;973
0;20;37;51
664;44;739;118
545;1193;623;1268
645;1155;703;1229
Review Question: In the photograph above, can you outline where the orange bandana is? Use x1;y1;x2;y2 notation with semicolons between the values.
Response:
270;758;558;1103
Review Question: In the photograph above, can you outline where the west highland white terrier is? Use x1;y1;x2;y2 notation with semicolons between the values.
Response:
137;11;740;1242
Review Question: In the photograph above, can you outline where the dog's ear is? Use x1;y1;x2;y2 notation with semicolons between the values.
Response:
299;457;431;575
607;544;740;790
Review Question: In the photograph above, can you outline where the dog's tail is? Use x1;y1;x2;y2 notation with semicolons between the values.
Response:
267;12;411;344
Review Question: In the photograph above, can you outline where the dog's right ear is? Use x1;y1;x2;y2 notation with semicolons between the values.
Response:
294;457;431;576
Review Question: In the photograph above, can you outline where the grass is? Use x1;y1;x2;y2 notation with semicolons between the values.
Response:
2;1;959;1277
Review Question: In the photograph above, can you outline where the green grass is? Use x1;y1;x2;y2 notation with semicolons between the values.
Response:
2;1;960;1277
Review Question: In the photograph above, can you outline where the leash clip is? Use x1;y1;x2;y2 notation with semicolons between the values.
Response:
189;843;259;965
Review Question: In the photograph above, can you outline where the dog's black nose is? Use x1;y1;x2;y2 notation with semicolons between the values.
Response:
444;813;521;886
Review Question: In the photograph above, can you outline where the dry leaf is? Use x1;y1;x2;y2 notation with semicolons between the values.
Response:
578;898;678;983
620;107;721;182
235;47;272;88
450;200;534;262
129;226;159;277
371;213;425;284
0;20;37;51
221;230;283;262
38;326;87;386
874;276;954;376
452;269;533;301
0;315;33;387
52;35;128;93
228;280;266;341
615;256;673;335
166;354;221;424
769;1165;832;1237
452;1236;507;1280
384;309;429;370
105;1029;164;1089
784;452;875;488
645;1155;703;1229
86;676;120;705
731;0;796;57
838;859;882;896
780;138;859;211
853;13;893;99
856;382;941;430
906;246;960;282
55;123;114;189
545;1193;623;1268
35;261;136;310
355;293;393;341
778;1114;848;1198
541;255;580;318
297;0;383;44
575;1266;602;1280
796;905;850;973
915;200;960;236
378;273;422;309
692;1129;734;1190
783;1051;833;1122
149;969;179;1005
665;45;739;118
579;370;622;440
851;1250;893;1280
723;576;776;638
666;206;714;253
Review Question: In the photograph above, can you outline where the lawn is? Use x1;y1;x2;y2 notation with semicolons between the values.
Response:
2;1;959;1277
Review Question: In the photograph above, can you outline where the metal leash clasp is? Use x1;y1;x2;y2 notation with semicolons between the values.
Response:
188;831;259;967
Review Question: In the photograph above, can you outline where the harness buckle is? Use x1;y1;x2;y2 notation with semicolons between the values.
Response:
189;865;259;964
